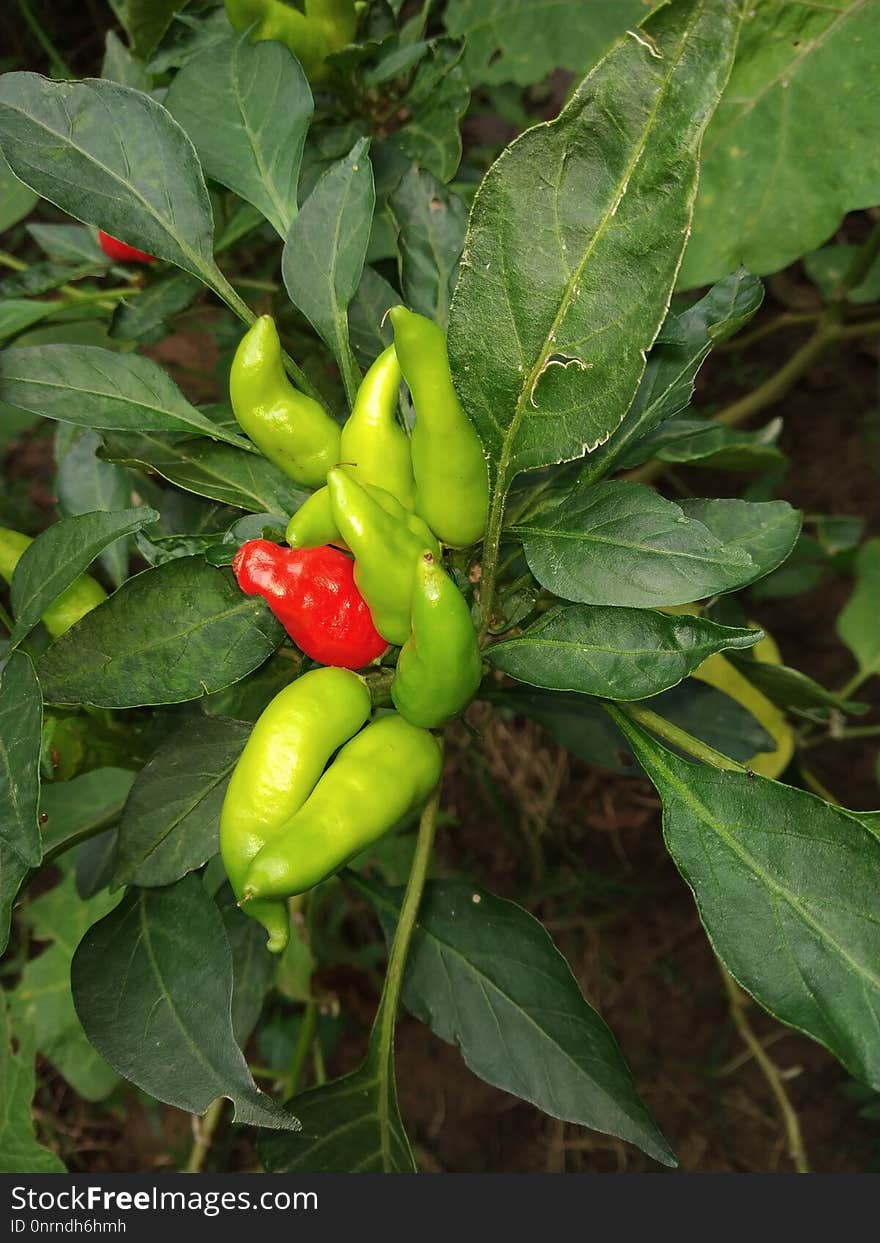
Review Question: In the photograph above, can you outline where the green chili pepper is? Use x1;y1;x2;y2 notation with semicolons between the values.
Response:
286;345;413;550
230;315;341;489
220;666;371;953
242;713;442;901
224;0;356;81
392;552;483;728
389;305;489;548
0;526;107;639
326;466;440;645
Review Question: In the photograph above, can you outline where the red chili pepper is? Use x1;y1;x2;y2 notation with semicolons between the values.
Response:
97;230;156;264
232;539;387;670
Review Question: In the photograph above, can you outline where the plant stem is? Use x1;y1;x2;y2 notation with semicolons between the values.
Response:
716;310;820;352
838;667;874;701
373;780;441;1057
718;963;810;1173
609;701;743;772
478;487;506;642
184;1098;225;1174
282;1000;318;1103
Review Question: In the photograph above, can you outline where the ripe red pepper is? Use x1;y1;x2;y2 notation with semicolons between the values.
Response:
232;539;387;670
97;230;156;264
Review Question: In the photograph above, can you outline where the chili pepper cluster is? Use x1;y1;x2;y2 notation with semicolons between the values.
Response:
222;307;489;950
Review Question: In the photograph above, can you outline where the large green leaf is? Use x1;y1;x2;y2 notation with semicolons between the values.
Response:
37;558;283;709
488;605;760;700
71;874;299;1129
56;429;134;589
680;0;880;286
166;33;312;239
0;992;65;1172
215;883;277;1046
0;345;252;451
16;873;119;1102
445;0;644;86
389;166;466;328
260;1033;414;1172
517;482;756;607
354;874;676;1166
282;139;374;391
837;538;880;681
610;707;880;1089
677;498;801;585
0;75;225;290
618;416;783;473
99;431;308;517
113;0;186;59
0;652;42;954
114;716;250;888
389;40;470;183
447;0;740;491
10;508;158;646
40;768;136;859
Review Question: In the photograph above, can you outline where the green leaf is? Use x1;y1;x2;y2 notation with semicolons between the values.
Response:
0;652;42;953
517;482;756;607
804;243;880;306
0;260;99;299
56;429;134;589
838;538;880;680
0;299;59;344
618;416;783;472
71;874;299;1130
389;166;466;328
0;345;252;451
16;873;119;1101
40;768;136;859
0;153;38;234
282;138;374;389
353;875;676;1166
110;271;201;342
677;498;802;585
0;651;42;870
390;40;470;182
445;0;644;86
98;430;308;517
488;605;760;700
0;74;226;291
680;0;880;286
216;883;277;1046
447;0;740;491
101;30;151;90
0;992;65;1172
114;716;250;888
10;508;158;646
727;653;866;717
37;558;283;709
113;0;186;59
166;33;312;239
348;265;396;367
260;1036;414;1172
610;706;880;1089
26;224;106;264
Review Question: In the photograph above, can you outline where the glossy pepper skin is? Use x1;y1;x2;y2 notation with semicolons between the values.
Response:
220;668;371;952
233;538;386;668
392;552;482;728
0;526;107;638
224;0;356;81
389;305;489;548
230;315;340;488
326;467;440;646
97;230;155;264
243;713;442;901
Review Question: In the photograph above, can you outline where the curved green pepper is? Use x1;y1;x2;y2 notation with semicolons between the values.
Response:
392;552;482;728
389;306;489;548
242;713;442;901
220;666;371;953
286;345;413;550
326;466;440;645
230;315;341;489
225;0;356;81
0;526;107;639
